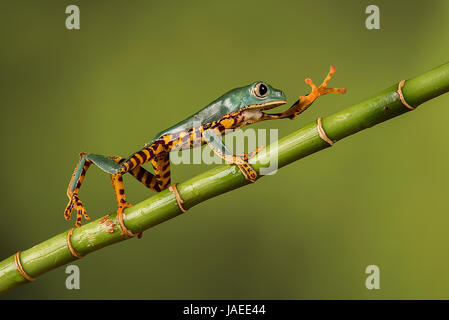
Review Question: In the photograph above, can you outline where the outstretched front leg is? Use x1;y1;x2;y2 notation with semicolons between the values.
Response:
287;65;346;119
260;65;346;121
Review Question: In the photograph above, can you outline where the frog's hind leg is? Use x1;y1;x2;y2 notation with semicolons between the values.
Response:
64;153;92;227
109;168;136;237
120;151;171;192
150;151;171;191
128;166;164;192
114;141;186;214
109;156;150;211
111;143;170;193
150;152;189;212
65;153;122;227
122;150;186;212
110;153;172;236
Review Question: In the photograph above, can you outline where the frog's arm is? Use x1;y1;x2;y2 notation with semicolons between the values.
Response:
202;130;261;182
260;65;346;122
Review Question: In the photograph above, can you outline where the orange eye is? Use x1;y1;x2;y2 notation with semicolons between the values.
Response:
253;82;268;98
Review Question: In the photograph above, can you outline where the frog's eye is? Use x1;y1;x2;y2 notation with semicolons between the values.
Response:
253;82;268;98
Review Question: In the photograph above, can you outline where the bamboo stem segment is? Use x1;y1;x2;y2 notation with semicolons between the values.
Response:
14;252;35;282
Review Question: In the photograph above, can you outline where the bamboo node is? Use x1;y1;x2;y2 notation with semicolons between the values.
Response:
169;183;188;213
116;210;139;238
396;80;416;110
317;117;335;146
14;251;35;282
66;227;83;259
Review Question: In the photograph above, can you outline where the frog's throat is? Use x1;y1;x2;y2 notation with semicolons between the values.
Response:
243;100;287;111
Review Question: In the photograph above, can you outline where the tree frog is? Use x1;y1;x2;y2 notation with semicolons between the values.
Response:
64;66;345;228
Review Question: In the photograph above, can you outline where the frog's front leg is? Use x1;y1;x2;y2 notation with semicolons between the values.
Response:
203;130;261;182
288;65;346;120
259;66;346;122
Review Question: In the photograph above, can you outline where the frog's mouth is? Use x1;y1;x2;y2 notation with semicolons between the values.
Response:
244;100;287;111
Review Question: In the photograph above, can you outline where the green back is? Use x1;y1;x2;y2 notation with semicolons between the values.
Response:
148;81;286;145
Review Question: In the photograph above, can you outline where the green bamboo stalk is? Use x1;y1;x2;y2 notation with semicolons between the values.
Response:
1;62;449;295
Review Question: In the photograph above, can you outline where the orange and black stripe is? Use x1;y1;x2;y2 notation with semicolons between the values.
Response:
120;147;154;173
150;151;171;190
110;173;130;208
129;166;163;192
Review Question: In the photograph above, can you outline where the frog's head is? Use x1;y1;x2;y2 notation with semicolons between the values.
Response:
217;81;287;114
239;81;287;111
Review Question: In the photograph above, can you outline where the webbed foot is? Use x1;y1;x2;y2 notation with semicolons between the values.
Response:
303;65;346;99
235;161;258;182
230;146;263;182
234;145;264;182
64;193;91;227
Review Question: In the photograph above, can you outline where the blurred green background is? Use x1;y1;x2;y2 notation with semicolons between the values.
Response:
1;0;448;299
